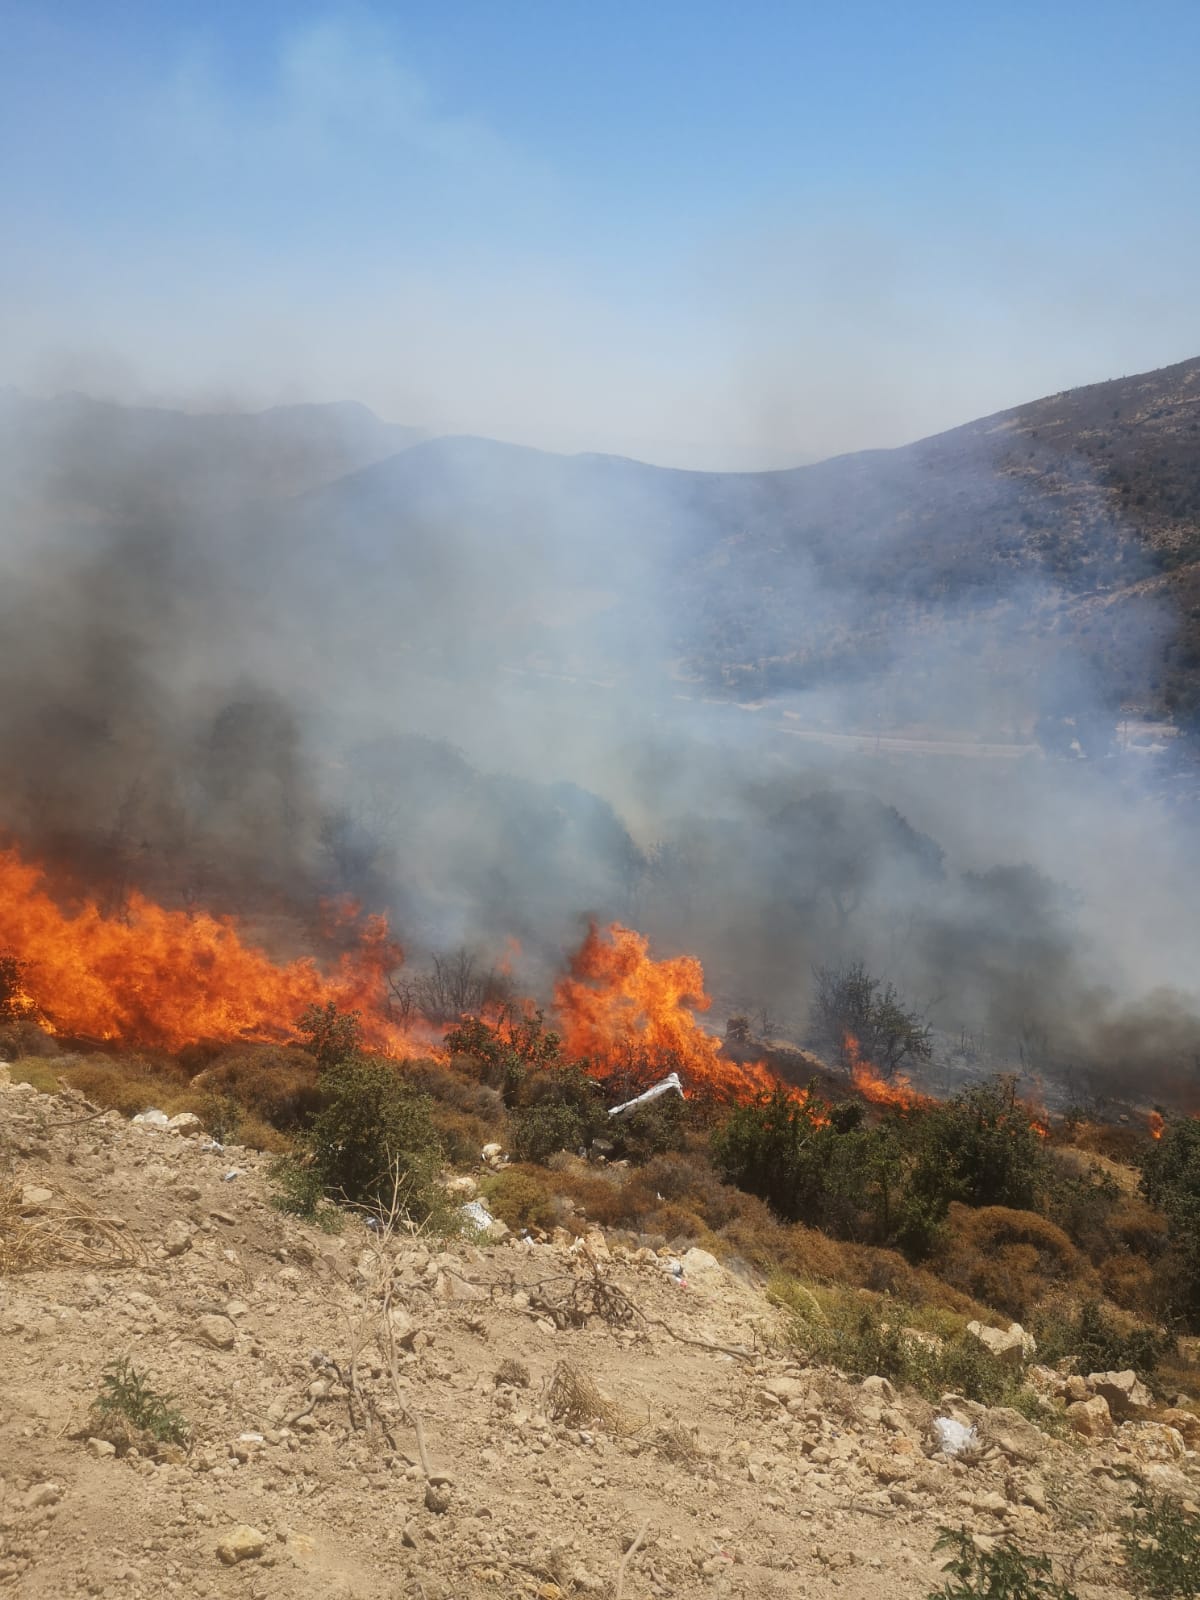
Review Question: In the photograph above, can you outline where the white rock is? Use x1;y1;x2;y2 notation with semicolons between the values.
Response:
1088;1370;1154;1419
197;1314;236;1350
1067;1394;1113;1439
22;1482;63;1509
680;1246;722;1281
167;1112;202;1135
163;1220;193;1258
216;1525;266;1565
20;1185;54;1212
966;1320;1033;1368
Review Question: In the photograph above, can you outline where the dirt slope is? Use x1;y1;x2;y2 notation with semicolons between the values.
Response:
1;1069;1193;1599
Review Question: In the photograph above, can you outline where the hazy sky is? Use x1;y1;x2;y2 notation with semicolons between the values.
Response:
4;1;1199;468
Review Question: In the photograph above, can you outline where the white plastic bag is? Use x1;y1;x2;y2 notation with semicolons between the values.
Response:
932;1416;978;1456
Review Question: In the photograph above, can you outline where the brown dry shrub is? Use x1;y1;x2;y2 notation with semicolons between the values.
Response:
1110;1194;1169;1257
235;1113;290;1155
549;1167;636;1230
937;1203;1089;1318
64;1054;190;1119
482;1166;559;1232
1069;1122;1147;1164
627;1150;746;1232
404;1060;506;1125
1100;1252;1159;1314
427;1102;496;1165
196;1045;321;1131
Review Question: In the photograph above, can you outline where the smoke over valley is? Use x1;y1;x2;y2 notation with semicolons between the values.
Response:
2;364;1199;1112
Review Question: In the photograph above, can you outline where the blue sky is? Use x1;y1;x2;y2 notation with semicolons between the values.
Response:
3;2;1198;466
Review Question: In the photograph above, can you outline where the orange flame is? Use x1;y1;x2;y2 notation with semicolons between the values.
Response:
1149;1110;1166;1141
0;846;427;1055
554;922;791;1104
841;1031;930;1110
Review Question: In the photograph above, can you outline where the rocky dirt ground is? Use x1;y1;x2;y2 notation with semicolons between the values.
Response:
2;1066;1197;1600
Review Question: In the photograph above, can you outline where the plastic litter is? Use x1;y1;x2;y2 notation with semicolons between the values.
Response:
132;1108;170;1128
199;1138;225;1153
608;1072;684;1118
461;1199;496;1231
932;1416;978;1456
222;1168;244;1182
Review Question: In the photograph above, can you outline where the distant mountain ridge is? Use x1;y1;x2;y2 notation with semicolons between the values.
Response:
3;360;1198;734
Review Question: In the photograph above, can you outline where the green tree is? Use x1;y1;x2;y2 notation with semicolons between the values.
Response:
911;1078;1046;1214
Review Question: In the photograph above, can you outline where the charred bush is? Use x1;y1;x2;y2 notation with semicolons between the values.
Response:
810;961;932;1079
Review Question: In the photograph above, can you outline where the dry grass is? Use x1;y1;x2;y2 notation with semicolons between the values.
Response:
544;1361;641;1435
0;1180;141;1276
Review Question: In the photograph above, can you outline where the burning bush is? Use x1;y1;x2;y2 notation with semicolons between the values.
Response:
810;961;932;1080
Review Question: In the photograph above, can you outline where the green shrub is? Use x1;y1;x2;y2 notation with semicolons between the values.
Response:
1031;1298;1173;1382
197;1090;242;1145
268;1155;342;1231
770;1277;1010;1405
509;1064;608;1163
928;1525;1078;1599
511;1100;590;1164
93;1358;189;1447
1122;1492;1200;1598
911;1078;1048;1214
607;1094;688;1163
276;1057;452;1228
1143;1120;1200;1329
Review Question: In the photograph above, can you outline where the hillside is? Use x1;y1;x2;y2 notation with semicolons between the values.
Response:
4;360;1198;739
7;1066;1200;1600
276;358;1200;738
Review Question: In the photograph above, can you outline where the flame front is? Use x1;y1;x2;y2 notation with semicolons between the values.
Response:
841;1031;930;1110
0;846;425;1055
1149;1110;1166;1140
554;922;785;1102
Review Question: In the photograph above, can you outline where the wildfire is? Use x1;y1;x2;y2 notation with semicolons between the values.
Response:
1149;1110;1166;1141
0;846;427;1055
554;922;790;1104
841;1031;930;1110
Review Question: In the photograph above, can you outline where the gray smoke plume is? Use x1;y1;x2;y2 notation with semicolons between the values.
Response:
1;384;1198;1108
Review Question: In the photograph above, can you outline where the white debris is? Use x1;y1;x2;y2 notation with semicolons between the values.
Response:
608;1072;684;1118
132;1108;170;1128
933;1416;978;1456
461;1199;496;1230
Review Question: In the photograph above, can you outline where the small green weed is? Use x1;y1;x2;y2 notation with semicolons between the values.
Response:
1122;1491;1200;1597
267;1155;343;1232
94;1358;189;1446
928;1526;1078;1599
769;1276;1011;1404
